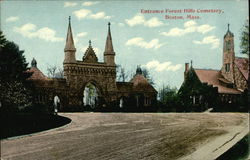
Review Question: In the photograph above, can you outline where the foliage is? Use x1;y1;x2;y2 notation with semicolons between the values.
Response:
240;20;249;55
158;84;180;112
0;31;7;48
239;20;250;105
0;81;32;111
0;31;32;111
47;65;63;78
141;68;154;86
0;32;31;82
116;65;129;82
83;83;98;108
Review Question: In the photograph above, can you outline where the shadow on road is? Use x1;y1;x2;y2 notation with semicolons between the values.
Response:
0;113;71;139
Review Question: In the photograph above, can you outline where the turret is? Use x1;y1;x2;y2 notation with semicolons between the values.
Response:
31;58;37;68
104;22;115;66
64;16;76;63
136;65;142;75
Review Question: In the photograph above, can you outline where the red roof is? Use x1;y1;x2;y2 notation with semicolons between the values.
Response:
234;57;249;80
116;82;133;92
194;69;241;94
130;74;157;93
27;67;48;80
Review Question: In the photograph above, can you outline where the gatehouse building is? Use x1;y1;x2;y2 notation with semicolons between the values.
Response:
27;17;157;111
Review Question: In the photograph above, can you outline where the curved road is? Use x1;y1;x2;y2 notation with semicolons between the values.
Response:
1;113;249;160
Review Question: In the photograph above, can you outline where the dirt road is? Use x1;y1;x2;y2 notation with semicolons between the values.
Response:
1;113;248;160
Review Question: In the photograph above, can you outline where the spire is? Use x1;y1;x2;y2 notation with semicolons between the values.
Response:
104;22;114;54
64;16;76;52
224;23;234;38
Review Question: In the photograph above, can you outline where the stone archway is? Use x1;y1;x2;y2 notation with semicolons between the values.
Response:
82;82;102;110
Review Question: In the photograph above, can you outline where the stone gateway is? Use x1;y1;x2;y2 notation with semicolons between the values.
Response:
27;18;157;111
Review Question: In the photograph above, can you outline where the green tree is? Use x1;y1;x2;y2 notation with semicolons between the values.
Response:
142;68;154;86
240;20;249;55
0;31;32;111
239;20;250;111
158;84;180;112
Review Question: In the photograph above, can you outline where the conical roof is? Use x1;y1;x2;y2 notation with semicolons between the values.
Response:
104;22;115;54
224;24;234;38
130;73;157;93
27;59;48;80
64;16;76;52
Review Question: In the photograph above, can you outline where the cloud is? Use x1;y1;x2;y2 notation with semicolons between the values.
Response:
73;9;91;19
125;14;164;27
73;9;111;20
118;23;125;27
13;23;37;37
82;1;99;6
6;16;19;22
144;17;165;27
126;37;164;50
193;36;220;49
161;20;215;36
197;25;216;34
77;32;87;37
13;23;63;42
184;20;197;28
144;60;182;72
74;32;88;44
64;2;77;7
89;12;111;19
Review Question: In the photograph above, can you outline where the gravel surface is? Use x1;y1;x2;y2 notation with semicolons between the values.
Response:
1;113;248;160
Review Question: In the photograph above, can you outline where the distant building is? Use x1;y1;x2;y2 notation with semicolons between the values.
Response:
27;18;157;111
182;25;249;110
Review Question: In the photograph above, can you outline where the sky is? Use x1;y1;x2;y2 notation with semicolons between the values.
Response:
1;0;249;90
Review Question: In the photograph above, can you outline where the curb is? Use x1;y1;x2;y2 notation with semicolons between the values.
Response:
180;126;249;160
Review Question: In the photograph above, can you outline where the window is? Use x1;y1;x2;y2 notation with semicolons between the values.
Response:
226;41;231;51
144;97;151;106
225;63;230;72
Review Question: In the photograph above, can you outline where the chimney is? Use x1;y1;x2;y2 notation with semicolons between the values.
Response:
184;63;189;80
185;63;189;72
